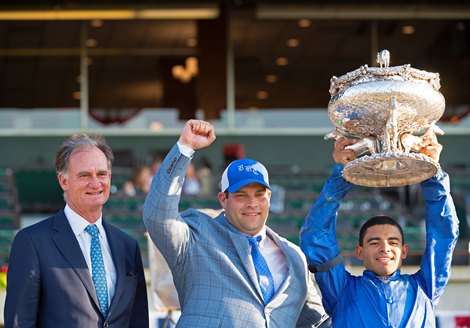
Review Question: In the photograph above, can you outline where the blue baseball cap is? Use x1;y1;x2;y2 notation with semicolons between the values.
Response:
220;158;271;192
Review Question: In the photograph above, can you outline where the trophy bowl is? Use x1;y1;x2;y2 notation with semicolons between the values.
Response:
326;50;445;187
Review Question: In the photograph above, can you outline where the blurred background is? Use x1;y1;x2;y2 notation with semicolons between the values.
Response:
0;0;469;327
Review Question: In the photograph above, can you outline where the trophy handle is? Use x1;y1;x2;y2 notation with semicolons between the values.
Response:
324;129;379;157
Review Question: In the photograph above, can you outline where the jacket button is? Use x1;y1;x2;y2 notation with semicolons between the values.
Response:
103;322;109;328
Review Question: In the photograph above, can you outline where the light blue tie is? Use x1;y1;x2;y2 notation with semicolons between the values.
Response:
248;235;275;304
86;224;109;318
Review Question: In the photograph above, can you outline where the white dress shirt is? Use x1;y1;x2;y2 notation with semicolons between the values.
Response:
65;204;117;306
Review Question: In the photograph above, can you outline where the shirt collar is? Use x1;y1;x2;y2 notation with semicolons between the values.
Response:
64;204;104;237
252;227;268;248
364;269;401;282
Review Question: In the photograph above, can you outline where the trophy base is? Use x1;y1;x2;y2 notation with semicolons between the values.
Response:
343;152;439;187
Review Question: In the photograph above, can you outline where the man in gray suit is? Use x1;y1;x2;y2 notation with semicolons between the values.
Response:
143;119;330;327
4;134;148;327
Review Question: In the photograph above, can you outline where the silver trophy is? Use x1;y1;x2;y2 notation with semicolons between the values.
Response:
325;50;445;187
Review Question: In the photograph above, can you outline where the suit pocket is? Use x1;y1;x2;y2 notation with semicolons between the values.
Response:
125;274;138;286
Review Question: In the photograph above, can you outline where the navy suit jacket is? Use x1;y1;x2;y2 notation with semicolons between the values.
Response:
4;209;148;328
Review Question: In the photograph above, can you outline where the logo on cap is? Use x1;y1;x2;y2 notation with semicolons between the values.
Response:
221;158;270;192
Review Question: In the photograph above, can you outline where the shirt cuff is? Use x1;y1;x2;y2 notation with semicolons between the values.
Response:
177;141;195;158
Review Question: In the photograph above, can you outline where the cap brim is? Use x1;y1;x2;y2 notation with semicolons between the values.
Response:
226;178;271;193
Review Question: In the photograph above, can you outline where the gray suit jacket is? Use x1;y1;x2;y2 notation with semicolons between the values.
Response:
4;210;149;328
143;144;330;328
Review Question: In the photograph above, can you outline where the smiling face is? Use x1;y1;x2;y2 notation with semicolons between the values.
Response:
58;146;111;223
355;224;408;276
218;182;271;236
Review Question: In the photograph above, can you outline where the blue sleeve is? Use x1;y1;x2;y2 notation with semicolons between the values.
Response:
299;164;352;312
300;164;351;265
416;169;459;304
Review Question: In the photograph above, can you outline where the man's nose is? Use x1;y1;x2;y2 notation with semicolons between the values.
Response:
88;176;100;187
245;195;258;206
380;242;391;252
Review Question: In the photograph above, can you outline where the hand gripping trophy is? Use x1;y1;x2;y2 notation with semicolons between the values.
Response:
325;49;445;187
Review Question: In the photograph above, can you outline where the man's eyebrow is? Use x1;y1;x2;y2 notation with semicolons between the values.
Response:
366;236;401;243
77;170;90;175
366;237;381;243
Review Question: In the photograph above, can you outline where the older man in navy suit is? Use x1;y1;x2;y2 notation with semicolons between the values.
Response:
4;134;148;328
143;119;330;328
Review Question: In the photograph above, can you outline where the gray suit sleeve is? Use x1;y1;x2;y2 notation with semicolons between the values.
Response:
296;273;331;328
142;144;193;267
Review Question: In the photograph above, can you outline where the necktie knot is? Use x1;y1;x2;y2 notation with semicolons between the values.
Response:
86;224;100;239
247;235;262;248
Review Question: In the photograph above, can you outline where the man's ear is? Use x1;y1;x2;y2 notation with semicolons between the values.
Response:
57;173;68;191
355;245;364;260
217;191;227;209
402;244;409;259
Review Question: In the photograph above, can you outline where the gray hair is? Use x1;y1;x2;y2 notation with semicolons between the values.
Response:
55;133;114;175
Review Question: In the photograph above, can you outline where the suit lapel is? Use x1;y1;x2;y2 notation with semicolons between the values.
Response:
104;221;126;315
50;210;101;310
215;213;266;302
232;232;261;297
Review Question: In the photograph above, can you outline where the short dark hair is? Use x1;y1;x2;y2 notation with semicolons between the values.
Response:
358;215;405;246
55;133;114;175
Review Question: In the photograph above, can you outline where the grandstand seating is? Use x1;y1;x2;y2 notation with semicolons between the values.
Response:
14;168;63;213
104;192;149;266
0;168;20;267
0;165;468;269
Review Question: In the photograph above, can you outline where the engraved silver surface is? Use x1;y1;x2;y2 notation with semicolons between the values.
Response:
326;50;445;187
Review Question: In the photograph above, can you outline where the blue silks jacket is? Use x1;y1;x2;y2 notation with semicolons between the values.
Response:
300;164;459;328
